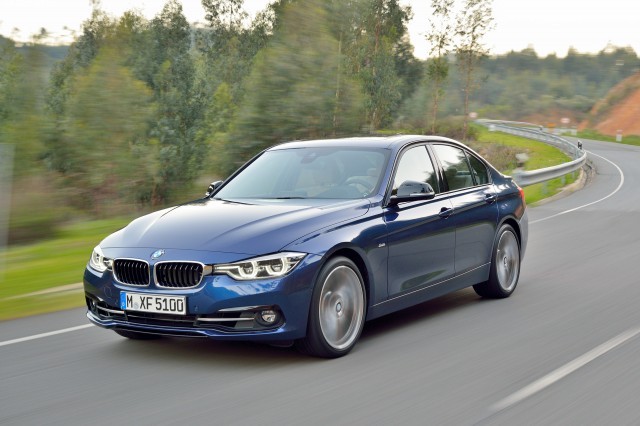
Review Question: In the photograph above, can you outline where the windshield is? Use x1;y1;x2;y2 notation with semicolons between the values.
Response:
215;147;389;200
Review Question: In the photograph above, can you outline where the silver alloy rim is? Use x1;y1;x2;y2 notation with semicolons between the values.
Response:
496;230;520;292
318;265;365;350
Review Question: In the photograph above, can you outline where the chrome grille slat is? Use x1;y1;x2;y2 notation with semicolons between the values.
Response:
155;262;204;288
113;259;150;286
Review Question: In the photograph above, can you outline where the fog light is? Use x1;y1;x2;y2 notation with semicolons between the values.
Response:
257;309;279;326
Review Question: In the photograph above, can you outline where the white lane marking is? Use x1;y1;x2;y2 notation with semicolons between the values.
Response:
0;324;94;347
531;149;625;224
490;327;640;412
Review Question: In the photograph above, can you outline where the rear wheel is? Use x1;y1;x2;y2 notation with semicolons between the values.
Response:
473;224;521;298
296;257;366;358
114;330;162;340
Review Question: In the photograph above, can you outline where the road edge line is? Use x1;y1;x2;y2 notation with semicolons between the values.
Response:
0;324;94;347
490;327;640;413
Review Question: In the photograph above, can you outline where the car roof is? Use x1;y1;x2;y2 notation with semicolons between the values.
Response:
269;135;461;151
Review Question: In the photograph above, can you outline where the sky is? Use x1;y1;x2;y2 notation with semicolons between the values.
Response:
0;0;639;58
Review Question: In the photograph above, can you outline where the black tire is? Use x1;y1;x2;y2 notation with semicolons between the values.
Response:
296;256;366;358
114;329;162;340
473;224;521;299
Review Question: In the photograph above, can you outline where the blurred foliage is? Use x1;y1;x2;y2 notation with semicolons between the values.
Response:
223;0;365;173
398;46;640;129
1;0;639;248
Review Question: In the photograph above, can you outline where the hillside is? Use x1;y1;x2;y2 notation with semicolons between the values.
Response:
580;72;640;136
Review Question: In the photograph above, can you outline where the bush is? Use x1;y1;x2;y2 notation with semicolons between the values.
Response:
431;118;479;141
466;141;519;172
7;176;70;245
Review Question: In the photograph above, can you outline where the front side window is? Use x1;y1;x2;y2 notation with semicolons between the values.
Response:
392;145;438;195
433;144;474;191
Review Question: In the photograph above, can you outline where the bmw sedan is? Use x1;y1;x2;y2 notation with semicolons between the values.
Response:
84;135;528;358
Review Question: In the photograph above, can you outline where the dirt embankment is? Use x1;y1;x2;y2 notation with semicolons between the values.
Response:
580;72;640;136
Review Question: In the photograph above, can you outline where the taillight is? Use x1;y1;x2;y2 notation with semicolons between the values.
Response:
518;185;526;208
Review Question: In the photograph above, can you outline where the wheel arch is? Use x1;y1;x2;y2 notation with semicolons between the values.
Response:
321;245;372;311
499;216;522;249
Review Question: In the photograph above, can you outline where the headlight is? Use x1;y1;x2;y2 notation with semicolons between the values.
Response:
89;245;112;273
214;252;306;281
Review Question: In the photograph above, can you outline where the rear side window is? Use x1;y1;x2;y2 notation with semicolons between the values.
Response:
433;144;474;191
468;153;490;185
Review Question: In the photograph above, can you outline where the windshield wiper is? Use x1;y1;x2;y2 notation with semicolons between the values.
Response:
273;196;307;199
212;197;252;205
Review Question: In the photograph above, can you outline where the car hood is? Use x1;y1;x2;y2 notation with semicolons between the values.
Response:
101;198;370;256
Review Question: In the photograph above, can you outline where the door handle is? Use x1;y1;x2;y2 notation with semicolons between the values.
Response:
438;207;453;218
485;193;497;204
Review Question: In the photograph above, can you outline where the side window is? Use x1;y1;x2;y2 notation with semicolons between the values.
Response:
468;153;490;185
392;146;438;195
433;144;474;191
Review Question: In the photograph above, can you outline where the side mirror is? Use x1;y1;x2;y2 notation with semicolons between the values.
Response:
205;180;223;197
389;180;435;206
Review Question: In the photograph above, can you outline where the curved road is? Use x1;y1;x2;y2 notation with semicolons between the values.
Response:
2;137;639;425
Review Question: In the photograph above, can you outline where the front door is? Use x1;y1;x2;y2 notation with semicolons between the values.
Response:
384;145;456;297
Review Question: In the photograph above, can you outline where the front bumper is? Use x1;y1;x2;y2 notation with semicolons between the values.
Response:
84;253;321;341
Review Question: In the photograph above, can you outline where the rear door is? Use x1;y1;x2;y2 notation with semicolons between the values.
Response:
431;144;499;275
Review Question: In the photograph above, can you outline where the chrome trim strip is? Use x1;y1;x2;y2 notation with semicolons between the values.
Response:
218;305;262;312
97;306;125;315
197;317;255;323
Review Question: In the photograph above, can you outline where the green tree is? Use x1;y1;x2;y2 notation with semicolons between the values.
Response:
0;36;21;127
425;0;454;133
342;0;412;130
2;32;53;178
224;0;363;174
455;0;494;138
55;46;155;212
46;2;206;207
144;1;207;202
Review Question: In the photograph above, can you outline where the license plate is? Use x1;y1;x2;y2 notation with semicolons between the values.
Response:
120;292;186;315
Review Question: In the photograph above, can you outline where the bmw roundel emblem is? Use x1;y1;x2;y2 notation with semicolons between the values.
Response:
151;249;165;259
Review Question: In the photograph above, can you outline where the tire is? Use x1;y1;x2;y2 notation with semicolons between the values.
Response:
296;256;366;358
114;329;162;340
473;224;521;299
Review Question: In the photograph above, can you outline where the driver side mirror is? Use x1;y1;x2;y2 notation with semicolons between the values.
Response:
205;180;223;197
389;180;435;206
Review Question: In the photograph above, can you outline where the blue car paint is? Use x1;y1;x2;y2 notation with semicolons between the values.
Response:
84;135;527;341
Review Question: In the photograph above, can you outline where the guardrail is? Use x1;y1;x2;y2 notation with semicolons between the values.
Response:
476;119;587;187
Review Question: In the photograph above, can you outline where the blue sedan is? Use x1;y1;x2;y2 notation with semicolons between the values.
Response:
84;135;528;357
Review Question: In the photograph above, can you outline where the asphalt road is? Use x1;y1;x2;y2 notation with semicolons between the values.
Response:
2;137;639;425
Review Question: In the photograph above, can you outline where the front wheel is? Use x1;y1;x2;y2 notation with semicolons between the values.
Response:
473;224;521;298
296;257;366;358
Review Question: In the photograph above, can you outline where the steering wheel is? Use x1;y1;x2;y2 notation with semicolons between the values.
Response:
345;177;374;194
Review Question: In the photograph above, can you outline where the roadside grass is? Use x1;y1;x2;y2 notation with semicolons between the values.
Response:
576;129;640;146
473;125;578;205
475;125;572;169
0;218;131;320
0;128;580;321
0;292;87;322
